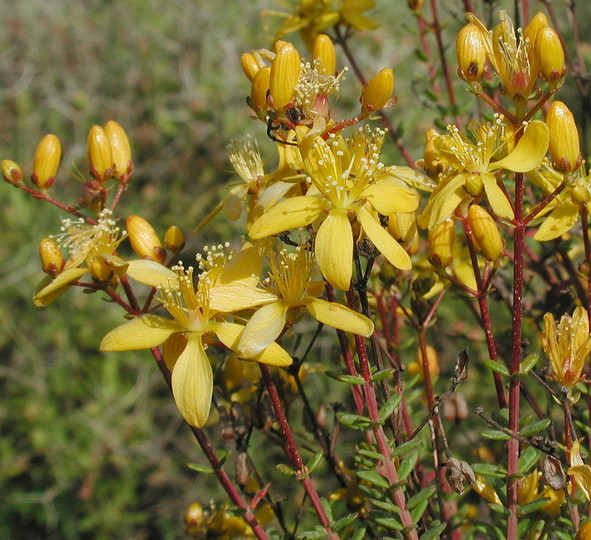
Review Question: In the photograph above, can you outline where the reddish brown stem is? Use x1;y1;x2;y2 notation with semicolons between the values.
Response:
19;184;96;223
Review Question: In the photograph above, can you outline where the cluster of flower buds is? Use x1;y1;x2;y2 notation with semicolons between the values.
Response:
242;34;395;144
457;11;566;99
87;121;133;184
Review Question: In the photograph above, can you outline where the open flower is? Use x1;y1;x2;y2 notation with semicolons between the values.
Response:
249;127;418;290
419;117;549;230
234;246;374;357
539;306;591;389
100;262;292;428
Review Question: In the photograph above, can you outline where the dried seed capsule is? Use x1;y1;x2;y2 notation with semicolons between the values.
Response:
456;23;486;83
126;214;166;263
312;34;336;76
32;134;61;189
361;68;394;112
547;101;581;172
2;159;23;185
39;238;65;277
428;218;454;268
535;26;565;82
105;121;132;183
87;125;113;182
164;225;185;251
269;43;300;110
468;205;504;262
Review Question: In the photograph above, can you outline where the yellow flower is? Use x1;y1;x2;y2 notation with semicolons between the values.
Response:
418;117;549;230
235;246;374;357
249;127;418;290
539;306;591;388
569;440;591;504
34;209;129;306
518;471;565;517
265;0;378;47
100;262;292;428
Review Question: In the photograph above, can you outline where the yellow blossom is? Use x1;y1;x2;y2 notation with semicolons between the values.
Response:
419;117;549;230
539;306;591;388
249;127;418;290
100;262;292;428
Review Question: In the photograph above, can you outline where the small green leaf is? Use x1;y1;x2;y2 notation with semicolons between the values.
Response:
520;354;539;374
350;525;368;540
307;451;323;473
518;498;550;516
410;499;429;523
520;419;551;438
186;462;214;474
488;503;511;516
369;499;400;513
472;463;506;478
332;513;358;531
337;412;372;430
296;528;326;539
420;521;447;540
391;438;422;458
482;359;510;377
372;368;395;382
325;371;365;385
398;449;420;481
357;470;390;489
518;446;539;474
374;516;403;531
378;394;402;422
320;498;333;522
407;486;436;509
481;429;511;440
276;464;296;476
358;449;385;461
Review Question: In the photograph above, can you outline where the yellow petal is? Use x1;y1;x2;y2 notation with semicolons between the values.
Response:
383;165;437;192
249;196;326;240
238;301;288;357
534;202;579;241
490;120;549;172
126;259;177;288
100;314;184;351
223;184;247;221
209;283;277;313
356;206;412;270
214;242;263;286
315;209;353;291
307;298;374;337
568;464;591;503
481;173;514;220
362;180;419;215
418;173;466;229
211;321;292;367
33;267;89;306
171;335;213;428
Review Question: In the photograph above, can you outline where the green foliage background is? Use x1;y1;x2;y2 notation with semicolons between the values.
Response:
0;0;586;538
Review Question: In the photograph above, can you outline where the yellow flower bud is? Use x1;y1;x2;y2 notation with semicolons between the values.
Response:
269;43;300;110
523;12;549;46
547;101;581;172
576;520;591;540
407;0;423;11
464;173;484;197
468;205;504;262
184;502;205;533
456;23;486;83
90;256;114;282
535;26;565;82
39;238;65;277
428;218;455;268
387;212;416;244
571;185;590;206
249;66;271;116
422;128;442;178
360;68;395;112
164;225;185;251
32;134;61;189
105;121;132;183
2;159;23;185
87;125;113;182
312;34;336;76
126;215;166;263
240;52;261;82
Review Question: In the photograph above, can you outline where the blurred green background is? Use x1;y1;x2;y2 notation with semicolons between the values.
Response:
0;0;584;538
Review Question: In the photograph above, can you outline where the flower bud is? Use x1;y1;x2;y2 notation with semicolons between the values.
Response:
576;521;591;540
249;66;271;116
571;185;590;206
105;121;132;183
535;26;565;82
312;34;336;76
32;134;61;189
468;205;504;261
269;43;300;110
164;225;185;251
428;218;454;269
2;159;23;185
90;256;114;282
407;0;423;11
547;101;581;172
39;238;65;277
240;52;261;82
422;129;442;178
456;23;486;83
464;173;484;197
387;212;416;244
184;502;205;533
126;215;166;263
361;68;394;112
523;12;549;46
87;125;113;182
